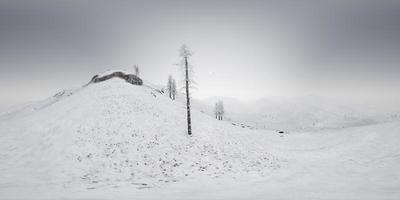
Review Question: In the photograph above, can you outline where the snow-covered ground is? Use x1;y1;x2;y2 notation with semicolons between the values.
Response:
0;78;399;199
199;96;400;132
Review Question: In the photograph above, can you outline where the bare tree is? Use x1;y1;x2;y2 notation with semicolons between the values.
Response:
214;102;219;119
171;78;177;100
219;101;224;120
134;65;140;77
167;75;177;100
214;101;225;120
167;75;173;99
179;45;194;135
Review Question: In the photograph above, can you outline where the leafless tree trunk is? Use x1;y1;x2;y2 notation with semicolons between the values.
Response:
172;79;177;100
214;100;224;121
167;75;173;99
178;45;194;135
184;56;192;135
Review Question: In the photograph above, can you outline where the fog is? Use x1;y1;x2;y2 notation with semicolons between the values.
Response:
1;0;399;110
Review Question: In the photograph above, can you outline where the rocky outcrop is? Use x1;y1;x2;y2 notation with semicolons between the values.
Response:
89;71;143;86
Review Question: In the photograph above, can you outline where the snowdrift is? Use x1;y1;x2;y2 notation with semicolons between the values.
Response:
0;78;279;190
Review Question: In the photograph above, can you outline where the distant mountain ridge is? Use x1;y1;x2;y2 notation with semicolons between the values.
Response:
198;95;400;131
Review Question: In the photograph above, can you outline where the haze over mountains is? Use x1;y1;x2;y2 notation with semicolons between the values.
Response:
197;95;400;132
1;0;400;199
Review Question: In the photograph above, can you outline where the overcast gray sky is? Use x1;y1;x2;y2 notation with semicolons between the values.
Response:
1;0;399;108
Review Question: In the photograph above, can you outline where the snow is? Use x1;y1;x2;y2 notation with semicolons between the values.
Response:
0;78;399;199
200;95;399;132
95;69;134;77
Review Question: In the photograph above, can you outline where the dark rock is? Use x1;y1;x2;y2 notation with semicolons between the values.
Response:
89;71;143;85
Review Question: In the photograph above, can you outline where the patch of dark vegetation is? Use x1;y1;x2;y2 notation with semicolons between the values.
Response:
89;71;143;86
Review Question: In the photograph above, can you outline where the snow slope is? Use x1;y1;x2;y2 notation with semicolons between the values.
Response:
0;77;399;199
0;78;279;194
156;121;400;200
200;96;400;132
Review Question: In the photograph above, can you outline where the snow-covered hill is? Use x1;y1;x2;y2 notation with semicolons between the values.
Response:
0;78;279;192
1;75;399;199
